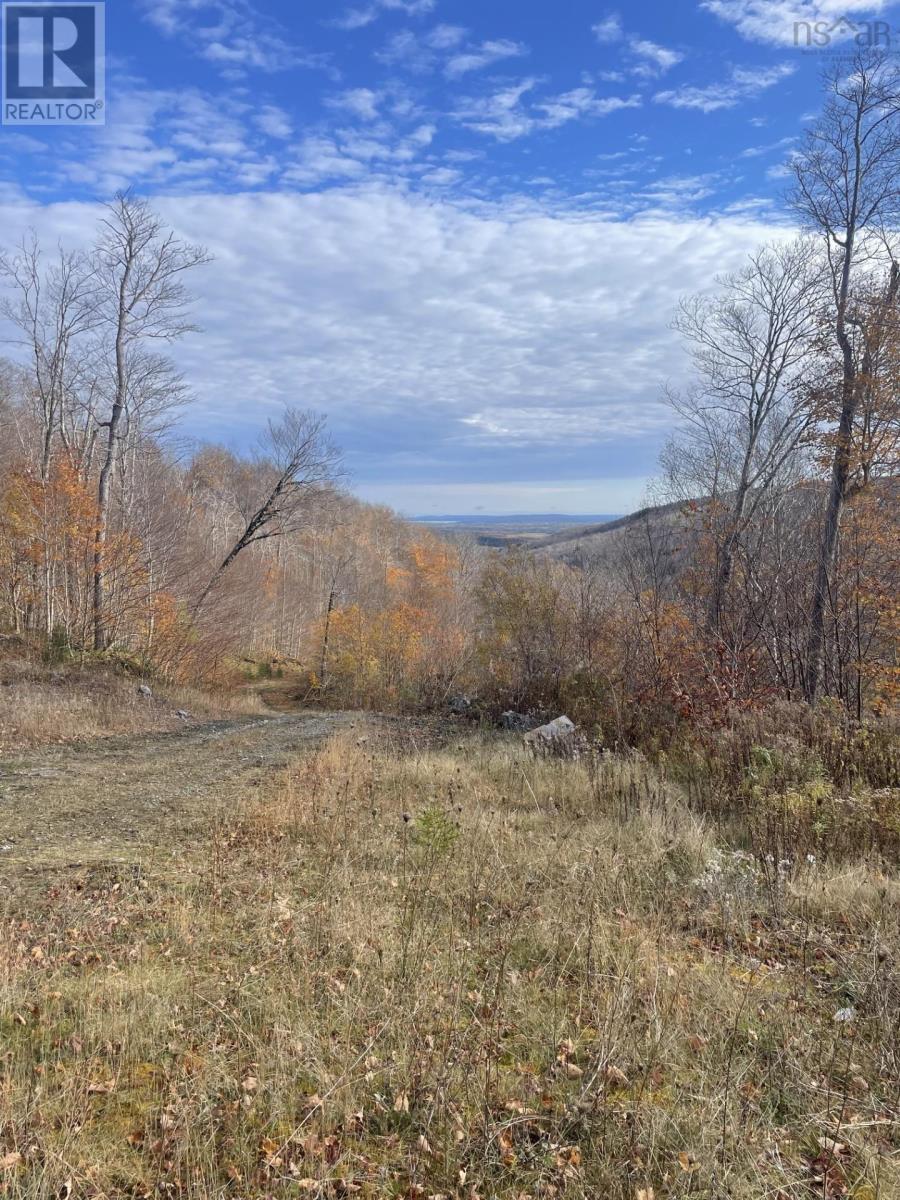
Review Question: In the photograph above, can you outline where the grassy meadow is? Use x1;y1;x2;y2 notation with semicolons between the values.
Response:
2;720;898;1199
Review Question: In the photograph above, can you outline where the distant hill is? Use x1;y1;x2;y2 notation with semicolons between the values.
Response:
421;481;898;572
416;513;621;548
415;513;619;528
530;499;698;560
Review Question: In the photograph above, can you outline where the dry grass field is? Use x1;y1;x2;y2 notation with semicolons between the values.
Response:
1;720;898;1199
0;650;263;754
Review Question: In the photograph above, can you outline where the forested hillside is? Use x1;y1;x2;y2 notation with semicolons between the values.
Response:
0;194;469;695
1;52;898;733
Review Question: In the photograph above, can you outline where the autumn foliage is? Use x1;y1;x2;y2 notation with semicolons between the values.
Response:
317;538;470;708
0;193;896;725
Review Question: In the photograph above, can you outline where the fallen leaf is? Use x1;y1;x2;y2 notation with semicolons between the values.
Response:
817;1137;849;1158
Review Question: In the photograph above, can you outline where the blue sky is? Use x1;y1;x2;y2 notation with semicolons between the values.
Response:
1;0;898;514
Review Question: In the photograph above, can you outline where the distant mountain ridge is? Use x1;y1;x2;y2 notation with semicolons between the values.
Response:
416;513;620;526
530;499;694;553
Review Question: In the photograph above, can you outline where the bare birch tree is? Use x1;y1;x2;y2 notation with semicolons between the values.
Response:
664;237;824;631
193;408;340;615
91;193;209;650
0;238;99;479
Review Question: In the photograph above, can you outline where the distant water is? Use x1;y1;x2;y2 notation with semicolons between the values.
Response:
416;513;620;526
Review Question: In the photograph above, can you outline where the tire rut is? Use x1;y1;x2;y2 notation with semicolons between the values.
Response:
0;710;356;897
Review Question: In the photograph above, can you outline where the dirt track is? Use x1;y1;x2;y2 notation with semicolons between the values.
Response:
0;711;354;897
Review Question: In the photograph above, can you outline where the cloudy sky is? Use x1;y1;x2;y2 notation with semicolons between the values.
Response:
1;0;897;514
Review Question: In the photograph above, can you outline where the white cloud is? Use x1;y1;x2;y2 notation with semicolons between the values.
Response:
445;38;528;78
139;0;313;75
591;14;684;78
420;166;463;186
378;25;522;75
540;88;642;124
282;137;368;186
655;62;796;111
330;7;379;31
739;134;796;156
428;24;467;49
29;88;282;194
592;14;624;42
637;173;723;209
461;404;673;443
255;105;292;139
699;0;890;46
629;38;685;75
331;0;437;30
767;153;801;178
456;80;642;141
380;0;437;13
282;123;435;186
377;28;439;71
326;88;383;120
0;188;786;503
25;75;437;195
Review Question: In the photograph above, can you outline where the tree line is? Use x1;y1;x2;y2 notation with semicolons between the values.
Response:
0;50;897;730
0;192;460;685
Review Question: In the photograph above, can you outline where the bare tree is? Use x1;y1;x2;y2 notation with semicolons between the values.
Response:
665;238;824;631
193;408;341;615
91;193;209;650
0;238;99;479
0;358;23;471
790;48;900;699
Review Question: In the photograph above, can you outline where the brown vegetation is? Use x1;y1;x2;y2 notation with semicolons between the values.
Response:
1;724;898;1199
0;641;262;752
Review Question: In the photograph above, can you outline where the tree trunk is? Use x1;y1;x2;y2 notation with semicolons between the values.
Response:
707;482;750;634
804;371;855;700
93;265;131;651
805;260;899;699
319;582;337;688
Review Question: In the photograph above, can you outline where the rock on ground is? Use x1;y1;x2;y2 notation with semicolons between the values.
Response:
524;715;576;749
501;711;538;732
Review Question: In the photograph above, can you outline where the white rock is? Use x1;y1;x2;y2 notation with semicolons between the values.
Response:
524;716;576;746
